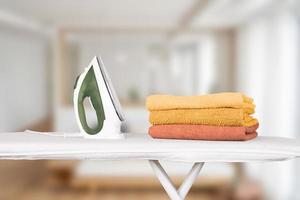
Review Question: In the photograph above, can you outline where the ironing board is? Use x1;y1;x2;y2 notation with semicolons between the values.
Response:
0;132;299;200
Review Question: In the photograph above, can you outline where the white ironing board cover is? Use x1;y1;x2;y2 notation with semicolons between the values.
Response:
0;132;299;162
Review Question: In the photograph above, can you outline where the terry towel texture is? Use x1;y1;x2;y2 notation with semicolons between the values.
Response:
149;108;258;127
146;92;259;141
146;92;255;113
149;124;259;141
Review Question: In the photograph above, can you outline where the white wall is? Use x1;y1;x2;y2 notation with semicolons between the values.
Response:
198;33;234;94
235;10;300;200
169;32;234;95
69;33;168;101
0;25;50;131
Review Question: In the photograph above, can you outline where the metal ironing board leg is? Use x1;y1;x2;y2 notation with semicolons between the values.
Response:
149;160;204;200
178;162;205;198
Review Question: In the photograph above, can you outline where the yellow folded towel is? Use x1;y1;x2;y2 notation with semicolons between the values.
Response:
146;92;255;114
149;108;258;127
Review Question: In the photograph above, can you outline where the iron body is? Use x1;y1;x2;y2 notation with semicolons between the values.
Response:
73;56;125;139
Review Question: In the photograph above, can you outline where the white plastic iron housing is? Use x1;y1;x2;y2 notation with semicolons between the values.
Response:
73;56;125;139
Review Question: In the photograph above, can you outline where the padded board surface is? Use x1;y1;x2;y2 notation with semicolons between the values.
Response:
0;132;299;162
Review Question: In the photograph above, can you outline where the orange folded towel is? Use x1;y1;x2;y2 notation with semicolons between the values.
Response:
149;108;258;127
149;123;259;141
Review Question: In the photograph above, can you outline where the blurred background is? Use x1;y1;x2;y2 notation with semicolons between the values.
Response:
0;0;300;199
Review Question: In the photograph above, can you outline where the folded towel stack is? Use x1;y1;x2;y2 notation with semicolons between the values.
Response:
146;92;259;141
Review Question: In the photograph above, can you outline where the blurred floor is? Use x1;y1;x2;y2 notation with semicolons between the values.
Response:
0;161;231;200
20;189;227;200
0;161;47;200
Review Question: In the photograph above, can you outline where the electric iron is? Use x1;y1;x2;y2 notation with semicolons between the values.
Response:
73;56;125;139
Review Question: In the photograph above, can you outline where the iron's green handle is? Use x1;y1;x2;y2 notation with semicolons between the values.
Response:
77;67;106;135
